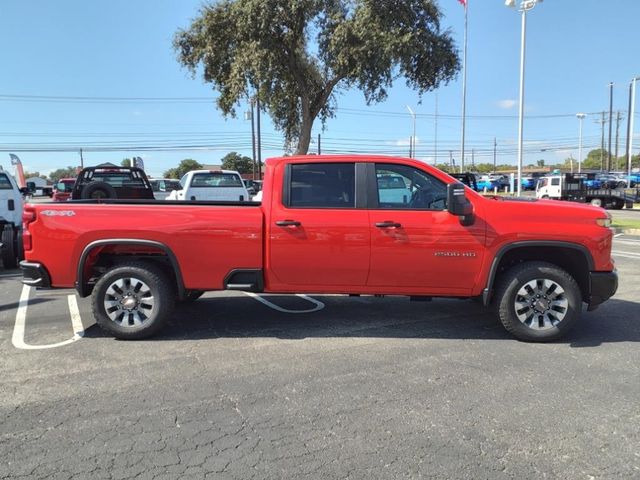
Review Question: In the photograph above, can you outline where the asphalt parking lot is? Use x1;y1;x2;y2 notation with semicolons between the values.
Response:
1;236;639;479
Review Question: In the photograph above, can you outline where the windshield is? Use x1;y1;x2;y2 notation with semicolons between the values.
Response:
0;173;13;190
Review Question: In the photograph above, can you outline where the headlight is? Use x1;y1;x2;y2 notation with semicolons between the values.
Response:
596;212;612;228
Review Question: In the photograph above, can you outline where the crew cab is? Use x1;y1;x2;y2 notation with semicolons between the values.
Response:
166;169;249;202
20;155;617;342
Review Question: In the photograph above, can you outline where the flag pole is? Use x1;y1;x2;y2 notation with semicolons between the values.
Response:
460;0;468;173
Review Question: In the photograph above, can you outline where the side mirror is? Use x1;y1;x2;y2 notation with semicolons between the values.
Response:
19;187;29;195
447;182;475;226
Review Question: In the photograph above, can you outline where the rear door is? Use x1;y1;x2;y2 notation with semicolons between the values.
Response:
367;163;485;294
267;162;370;289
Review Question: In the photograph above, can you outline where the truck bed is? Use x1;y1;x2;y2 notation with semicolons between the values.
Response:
26;201;264;290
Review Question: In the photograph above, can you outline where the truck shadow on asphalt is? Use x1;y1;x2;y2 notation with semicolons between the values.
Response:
0;297;51;312
83;295;639;348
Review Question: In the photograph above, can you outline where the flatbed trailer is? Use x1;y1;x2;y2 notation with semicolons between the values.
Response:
537;173;637;209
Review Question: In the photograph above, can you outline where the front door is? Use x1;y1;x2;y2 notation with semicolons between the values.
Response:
367;163;485;294
267;162;370;290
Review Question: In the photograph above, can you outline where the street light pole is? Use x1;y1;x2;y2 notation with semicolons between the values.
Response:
506;0;542;197
627;77;638;182
406;105;416;159
576;113;586;173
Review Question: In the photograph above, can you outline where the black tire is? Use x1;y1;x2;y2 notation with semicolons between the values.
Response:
494;261;582;342
1;225;18;269
179;290;205;303
81;181;117;200
15;228;24;261
91;261;175;339
612;199;624;210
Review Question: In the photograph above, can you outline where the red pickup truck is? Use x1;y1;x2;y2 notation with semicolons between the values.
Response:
20;155;617;342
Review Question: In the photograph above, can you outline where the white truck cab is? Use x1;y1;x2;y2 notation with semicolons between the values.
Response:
166;170;250;202
0;166;25;268
535;175;562;199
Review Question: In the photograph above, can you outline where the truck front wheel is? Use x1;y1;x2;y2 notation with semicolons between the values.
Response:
494;262;582;342
91;261;175;339
1;225;18;269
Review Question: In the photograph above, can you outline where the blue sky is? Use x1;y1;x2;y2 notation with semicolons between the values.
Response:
1;0;639;177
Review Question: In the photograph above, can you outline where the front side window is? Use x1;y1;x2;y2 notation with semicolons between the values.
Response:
375;164;447;210
288;163;355;208
0;173;13;190
191;172;243;188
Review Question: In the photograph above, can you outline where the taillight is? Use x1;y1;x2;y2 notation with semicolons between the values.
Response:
22;207;36;250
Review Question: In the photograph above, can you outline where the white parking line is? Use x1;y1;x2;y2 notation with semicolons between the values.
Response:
12;285;85;350
612;250;640;257
244;292;325;313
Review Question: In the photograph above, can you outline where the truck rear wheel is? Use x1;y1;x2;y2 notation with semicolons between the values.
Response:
1;225;18;269
494;261;582;342
91;261;175;339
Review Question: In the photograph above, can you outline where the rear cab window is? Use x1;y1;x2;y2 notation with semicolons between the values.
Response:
285;163;355;208
191;172;244;188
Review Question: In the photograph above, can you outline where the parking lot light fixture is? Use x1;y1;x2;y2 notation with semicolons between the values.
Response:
506;0;543;196
576;113;586;173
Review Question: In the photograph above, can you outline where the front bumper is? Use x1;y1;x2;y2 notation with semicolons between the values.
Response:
587;270;618;311
19;261;51;288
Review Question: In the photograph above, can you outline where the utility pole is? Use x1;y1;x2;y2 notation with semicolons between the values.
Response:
317;133;321;155
596;111;606;171
625;81;633;172
249;99;256;180
256;97;262;178
449;150;453;170
79;149;84;169
471;148;475;168
608;82;614;171
434;92;439;167
614;111;622;171
493;137;497;173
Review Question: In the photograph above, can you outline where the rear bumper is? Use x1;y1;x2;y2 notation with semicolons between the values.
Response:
587;270;618;311
19;261;51;288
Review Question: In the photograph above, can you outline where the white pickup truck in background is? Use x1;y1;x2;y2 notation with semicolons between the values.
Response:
0;166;25;268
166;170;250;202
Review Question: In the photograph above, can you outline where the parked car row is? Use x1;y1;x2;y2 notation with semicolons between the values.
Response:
50;165;264;203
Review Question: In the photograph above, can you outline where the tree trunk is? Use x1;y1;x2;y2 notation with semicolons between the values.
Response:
295;103;313;155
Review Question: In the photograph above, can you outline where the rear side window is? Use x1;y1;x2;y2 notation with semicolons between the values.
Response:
288;163;355;208
551;178;560;186
191;173;243;187
0;173;12;190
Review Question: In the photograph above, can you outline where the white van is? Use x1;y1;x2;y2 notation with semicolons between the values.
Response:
166;170;250;202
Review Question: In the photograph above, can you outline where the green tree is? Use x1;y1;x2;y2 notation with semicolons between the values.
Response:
174;0;459;155
49;167;78;182
581;149;606;170
536;159;545;167
220;152;254;174
163;159;203;179
121;158;132;167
